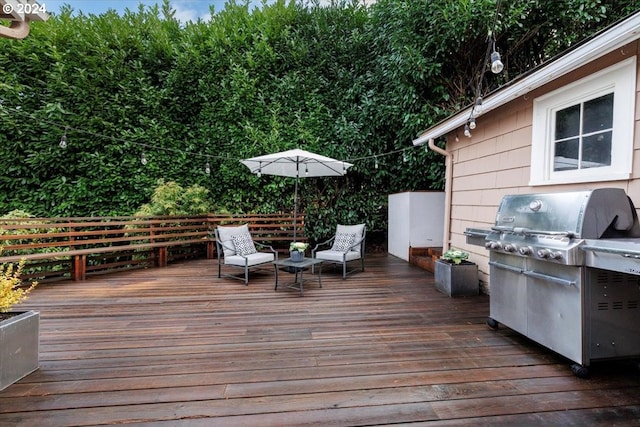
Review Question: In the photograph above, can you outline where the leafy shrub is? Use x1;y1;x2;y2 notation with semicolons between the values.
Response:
0;257;37;313
135;179;213;216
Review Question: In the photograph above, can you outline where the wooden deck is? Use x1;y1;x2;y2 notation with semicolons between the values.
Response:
2;253;640;426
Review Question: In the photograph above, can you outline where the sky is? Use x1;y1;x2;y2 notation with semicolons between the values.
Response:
44;1;275;22
43;1;375;22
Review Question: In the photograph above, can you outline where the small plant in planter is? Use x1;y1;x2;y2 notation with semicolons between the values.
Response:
440;248;470;265
289;242;309;262
289;242;309;253
0;254;39;390
435;248;478;297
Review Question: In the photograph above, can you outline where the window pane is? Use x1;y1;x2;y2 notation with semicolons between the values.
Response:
581;131;612;168
555;105;580;140
583;93;613;134
554;138;579;171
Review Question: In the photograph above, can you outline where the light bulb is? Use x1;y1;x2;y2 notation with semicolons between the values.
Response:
464;124;471;138
59;134;67;149
402;152;408;163
257;169;262;177
141;153;147;165
490;51;503;74
469;117;476;130
474;96;483;116
374;158;379;169
205;162;211;175
305;165;309;176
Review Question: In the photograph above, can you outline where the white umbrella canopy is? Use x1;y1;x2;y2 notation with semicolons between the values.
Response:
241;148;353;241
241;148;353;178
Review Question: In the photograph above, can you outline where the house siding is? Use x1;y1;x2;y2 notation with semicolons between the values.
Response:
444;41;640;294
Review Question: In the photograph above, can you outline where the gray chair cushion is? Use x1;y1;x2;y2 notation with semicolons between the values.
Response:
315;249;361;262
217;224;250;257
225;252;274;266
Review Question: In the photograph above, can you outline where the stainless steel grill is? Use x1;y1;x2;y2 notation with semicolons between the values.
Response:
467;188;640;377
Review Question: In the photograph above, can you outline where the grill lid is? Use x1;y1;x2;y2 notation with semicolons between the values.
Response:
493;188;639;239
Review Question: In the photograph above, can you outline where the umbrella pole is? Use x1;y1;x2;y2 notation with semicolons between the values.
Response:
293;175;298;241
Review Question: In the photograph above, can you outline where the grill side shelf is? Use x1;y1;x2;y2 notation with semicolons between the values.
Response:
582;245;640;258
465;228;490;247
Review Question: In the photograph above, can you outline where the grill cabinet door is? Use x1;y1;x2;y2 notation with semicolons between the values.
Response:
525;259;583;364
586;268;640;361
489;253;527;336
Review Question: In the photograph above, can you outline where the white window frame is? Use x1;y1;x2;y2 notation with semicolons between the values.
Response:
530;57;636;185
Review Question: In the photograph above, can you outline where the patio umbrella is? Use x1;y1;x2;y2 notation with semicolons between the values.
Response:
241;148;353;241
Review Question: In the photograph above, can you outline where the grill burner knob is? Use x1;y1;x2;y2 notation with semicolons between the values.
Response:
504;244;517;253
489;241;503;250
537;249;551;258
518;246;533;255
550;251;564;260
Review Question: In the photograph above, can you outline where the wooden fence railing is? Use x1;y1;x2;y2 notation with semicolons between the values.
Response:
0;213;305;283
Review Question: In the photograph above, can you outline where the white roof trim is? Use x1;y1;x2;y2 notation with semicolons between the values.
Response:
413;10;640;146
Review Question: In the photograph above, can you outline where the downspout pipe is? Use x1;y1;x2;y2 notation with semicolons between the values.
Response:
427;138;453;252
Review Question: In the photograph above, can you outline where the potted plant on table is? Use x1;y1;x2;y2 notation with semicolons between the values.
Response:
1;256;39;390
289;242;309;262
434;248;478;297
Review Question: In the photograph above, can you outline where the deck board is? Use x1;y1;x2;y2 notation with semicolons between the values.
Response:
1;253;639;426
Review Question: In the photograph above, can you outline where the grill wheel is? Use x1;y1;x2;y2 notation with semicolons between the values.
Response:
486;317;499;329
571;363;590;378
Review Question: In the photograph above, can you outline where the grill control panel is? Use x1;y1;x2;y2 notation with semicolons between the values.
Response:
485;232;583;266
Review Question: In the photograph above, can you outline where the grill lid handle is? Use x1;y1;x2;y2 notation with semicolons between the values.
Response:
491;226;575;238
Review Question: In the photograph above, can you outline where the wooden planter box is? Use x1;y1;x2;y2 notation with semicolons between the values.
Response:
434;260;479;297
0;310;39;390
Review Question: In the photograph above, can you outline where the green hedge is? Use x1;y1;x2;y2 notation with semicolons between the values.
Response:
1;0;636;241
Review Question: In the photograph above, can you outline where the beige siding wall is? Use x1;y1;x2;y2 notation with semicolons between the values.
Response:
443;42;640;293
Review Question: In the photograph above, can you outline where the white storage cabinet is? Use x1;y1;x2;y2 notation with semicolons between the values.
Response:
388;191;445;261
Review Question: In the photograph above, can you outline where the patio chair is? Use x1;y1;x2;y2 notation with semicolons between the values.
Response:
215;224;278;285
312;224;366;279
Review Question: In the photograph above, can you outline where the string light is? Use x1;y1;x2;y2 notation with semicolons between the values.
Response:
3;105;432;176
460;0;502;141
59;127;68;149
490;49;504;74
489;0;503;74
205;162;211;175
305;165;309;176
474;96;483;116
257;162;262;177
469;117;476;130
